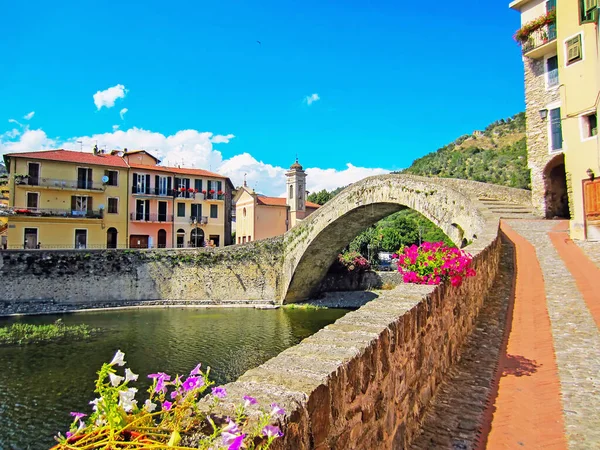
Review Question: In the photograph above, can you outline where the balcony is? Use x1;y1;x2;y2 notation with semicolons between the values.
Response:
131;186;177;197
189;216;208;225
129;212;173;222
5;207;104;219
204;192;225;201
521;22;557;58
15;176;105;191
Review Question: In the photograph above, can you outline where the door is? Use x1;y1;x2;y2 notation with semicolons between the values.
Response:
129;235;149;249
176;229;185;248
77;168;92;189
107;228;118;249
158;201;168;222
136;200;150;221
157;229;167;248
584;179;600;240
190;228;204;247
28;163;40;186
75;229;87;249
209;235;220;248
24;228;38;249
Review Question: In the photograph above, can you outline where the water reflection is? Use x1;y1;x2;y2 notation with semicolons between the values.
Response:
0;306;347;449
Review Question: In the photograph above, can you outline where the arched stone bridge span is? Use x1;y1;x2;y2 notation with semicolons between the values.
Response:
281;174;531;303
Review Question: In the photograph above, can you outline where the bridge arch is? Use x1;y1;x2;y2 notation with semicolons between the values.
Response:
281;174;491;303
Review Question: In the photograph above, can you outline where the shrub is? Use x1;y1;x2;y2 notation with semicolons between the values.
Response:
0;319;97;345
335;251;370;273
52;350;284;449
395;242;476;287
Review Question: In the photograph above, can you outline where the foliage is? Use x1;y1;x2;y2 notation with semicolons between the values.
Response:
0;319;98;345
307;186;346;205
53;350;285;450
331;251;370;273
395;242;476;287
514;9;556;43
0;162;6;176
401;112;530;190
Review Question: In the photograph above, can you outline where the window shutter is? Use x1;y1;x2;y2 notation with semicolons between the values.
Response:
71;196;76;211
88;169;93;184
586;0;597;13
217;181;222;191
133;173;138;193
185;178;190;189
145;174;151;194
567;36;581;62
195;179;202;191
155;175;160;193
167;177;172;192
145;200;150;221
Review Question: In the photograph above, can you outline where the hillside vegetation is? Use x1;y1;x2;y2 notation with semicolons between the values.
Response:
401;112;529;189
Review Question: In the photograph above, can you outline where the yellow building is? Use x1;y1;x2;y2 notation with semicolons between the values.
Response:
510;0;599;239
3;150;130;249
234;159;320;243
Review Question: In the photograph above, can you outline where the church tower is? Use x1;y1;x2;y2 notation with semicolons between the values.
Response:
286;158;307;225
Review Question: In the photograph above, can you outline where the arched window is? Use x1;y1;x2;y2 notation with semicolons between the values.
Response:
190;228;205;247
176;228;185;248
157;229;167;248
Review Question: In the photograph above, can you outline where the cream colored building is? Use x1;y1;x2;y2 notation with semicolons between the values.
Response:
234;159;320;243
510;0;599;239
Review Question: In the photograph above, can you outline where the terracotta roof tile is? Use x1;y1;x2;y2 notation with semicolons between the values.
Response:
5;149;129;168
128;163;228;179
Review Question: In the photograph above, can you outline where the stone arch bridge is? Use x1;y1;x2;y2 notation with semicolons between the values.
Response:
280;174;532;303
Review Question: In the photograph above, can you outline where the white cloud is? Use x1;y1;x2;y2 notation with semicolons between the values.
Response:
0;125;389;196
210;134;235;144
23;111;35;120
304;93;320;106
8;118;22;127
120;108;128;120
93;84;127;110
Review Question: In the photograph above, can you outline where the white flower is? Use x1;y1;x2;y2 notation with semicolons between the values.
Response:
118;388;138;412
109;372;125;387
89;397;102;412
124;368;139;382
143;399;157;412
109;350;126;367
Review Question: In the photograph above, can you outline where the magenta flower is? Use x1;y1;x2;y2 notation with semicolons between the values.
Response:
162;400;173;411
270;402;285;416
65;431;73;438
70;412;86;420
243;395;257;407
212;386;227;398
190;363;202;376
149;372;171;393
182;376;204;391
223;418;241;434
262;424;283;438
222;432;246;450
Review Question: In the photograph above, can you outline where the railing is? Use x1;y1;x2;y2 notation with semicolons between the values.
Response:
189;216;208;225
15;177;105;191
205;192;225;200
174;191;205;200
129;213;173;222
131;186;178;197
521;22;556;55
5;207;104;219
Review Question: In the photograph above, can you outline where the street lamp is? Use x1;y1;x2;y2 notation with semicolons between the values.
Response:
193;218;199;247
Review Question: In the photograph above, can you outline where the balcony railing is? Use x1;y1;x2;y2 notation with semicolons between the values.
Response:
15;177;105;191
189;216;208;225
129;212;173;222
131;186;179;197
5;207;104;219
521;22;556;55
205;192;225;200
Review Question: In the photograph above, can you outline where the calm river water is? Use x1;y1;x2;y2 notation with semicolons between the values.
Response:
0;307;348;449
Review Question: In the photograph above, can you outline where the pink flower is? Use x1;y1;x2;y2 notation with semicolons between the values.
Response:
450;275;463;287
262;425;283;438
162;400;173;411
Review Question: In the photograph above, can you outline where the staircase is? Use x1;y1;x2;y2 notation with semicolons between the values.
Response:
478;197;539;219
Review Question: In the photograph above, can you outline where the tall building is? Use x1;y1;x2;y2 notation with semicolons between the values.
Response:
234;159;320;243
510;0;600;239
1;149;234;249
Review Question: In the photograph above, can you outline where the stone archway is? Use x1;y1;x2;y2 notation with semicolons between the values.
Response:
281;175;491;302
543;154;570;219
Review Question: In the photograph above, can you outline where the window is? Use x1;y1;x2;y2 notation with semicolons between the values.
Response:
582;112;598;139
289;185;293;199
26;192;39;209
549;107;563;151
191;204;202;219
77;168;93;189
216;180;222;192
566;35;582;65
104;170;118;186
135;199;150;221
27;162;40;186
243;207;246;217
158;176;170;196
210;204;218;218
580;0;597;22
177;203;186;217
107;197;119;214
194;179;203;192
71;195;90;213
546;55;559;88
75;229;87;249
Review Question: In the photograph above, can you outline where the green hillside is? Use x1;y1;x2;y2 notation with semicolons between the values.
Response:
401;112;530;189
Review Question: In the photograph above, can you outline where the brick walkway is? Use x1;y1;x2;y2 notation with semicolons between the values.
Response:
483;220;600;450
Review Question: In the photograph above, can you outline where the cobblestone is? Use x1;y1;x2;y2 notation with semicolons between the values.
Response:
575;240;600;269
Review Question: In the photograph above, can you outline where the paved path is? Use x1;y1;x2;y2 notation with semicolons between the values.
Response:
484;220;600;450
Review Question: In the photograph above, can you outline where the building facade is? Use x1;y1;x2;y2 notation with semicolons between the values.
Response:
234;159;320;243
510;0;600;239
2;149;234;249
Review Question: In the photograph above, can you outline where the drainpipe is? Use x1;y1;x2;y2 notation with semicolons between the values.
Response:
125;168;130;248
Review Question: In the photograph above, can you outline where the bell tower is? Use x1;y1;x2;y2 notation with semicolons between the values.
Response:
286;157;307;225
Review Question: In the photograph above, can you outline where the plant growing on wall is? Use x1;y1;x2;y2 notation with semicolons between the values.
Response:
395;242;476;287
513;9;556;43
333;251;370;273
52;350;285;449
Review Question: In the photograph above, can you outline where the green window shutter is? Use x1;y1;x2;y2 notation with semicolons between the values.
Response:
567;36;582;63
586;0;597;13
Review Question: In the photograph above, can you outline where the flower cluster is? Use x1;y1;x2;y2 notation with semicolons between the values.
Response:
513;9;556;43
395;242;476;287
335;251;370;273
53;350;285;450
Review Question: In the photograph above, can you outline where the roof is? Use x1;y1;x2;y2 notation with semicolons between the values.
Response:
123;149;161;162
4;149;129;168
128;163;228;179
256;196;320;209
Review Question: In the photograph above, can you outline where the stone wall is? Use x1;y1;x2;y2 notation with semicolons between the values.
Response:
0;238;284;308
317;271;402;293
207;224;502;450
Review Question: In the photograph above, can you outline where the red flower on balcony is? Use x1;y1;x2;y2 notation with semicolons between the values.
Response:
188;188;195;193
179;187;186;192
217;190;224;195
209;189;215;194
202;190;207;194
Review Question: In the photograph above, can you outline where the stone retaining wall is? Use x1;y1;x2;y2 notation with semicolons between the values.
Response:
208;228;502;449
317;271;402;293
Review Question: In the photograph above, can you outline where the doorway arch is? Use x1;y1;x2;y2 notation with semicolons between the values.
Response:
106;227;118;249
176;229;185;248
543;154;570;219
157;229;167;248
190;228;205;247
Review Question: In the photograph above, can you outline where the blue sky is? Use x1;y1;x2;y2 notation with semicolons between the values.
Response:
0;0;524;195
